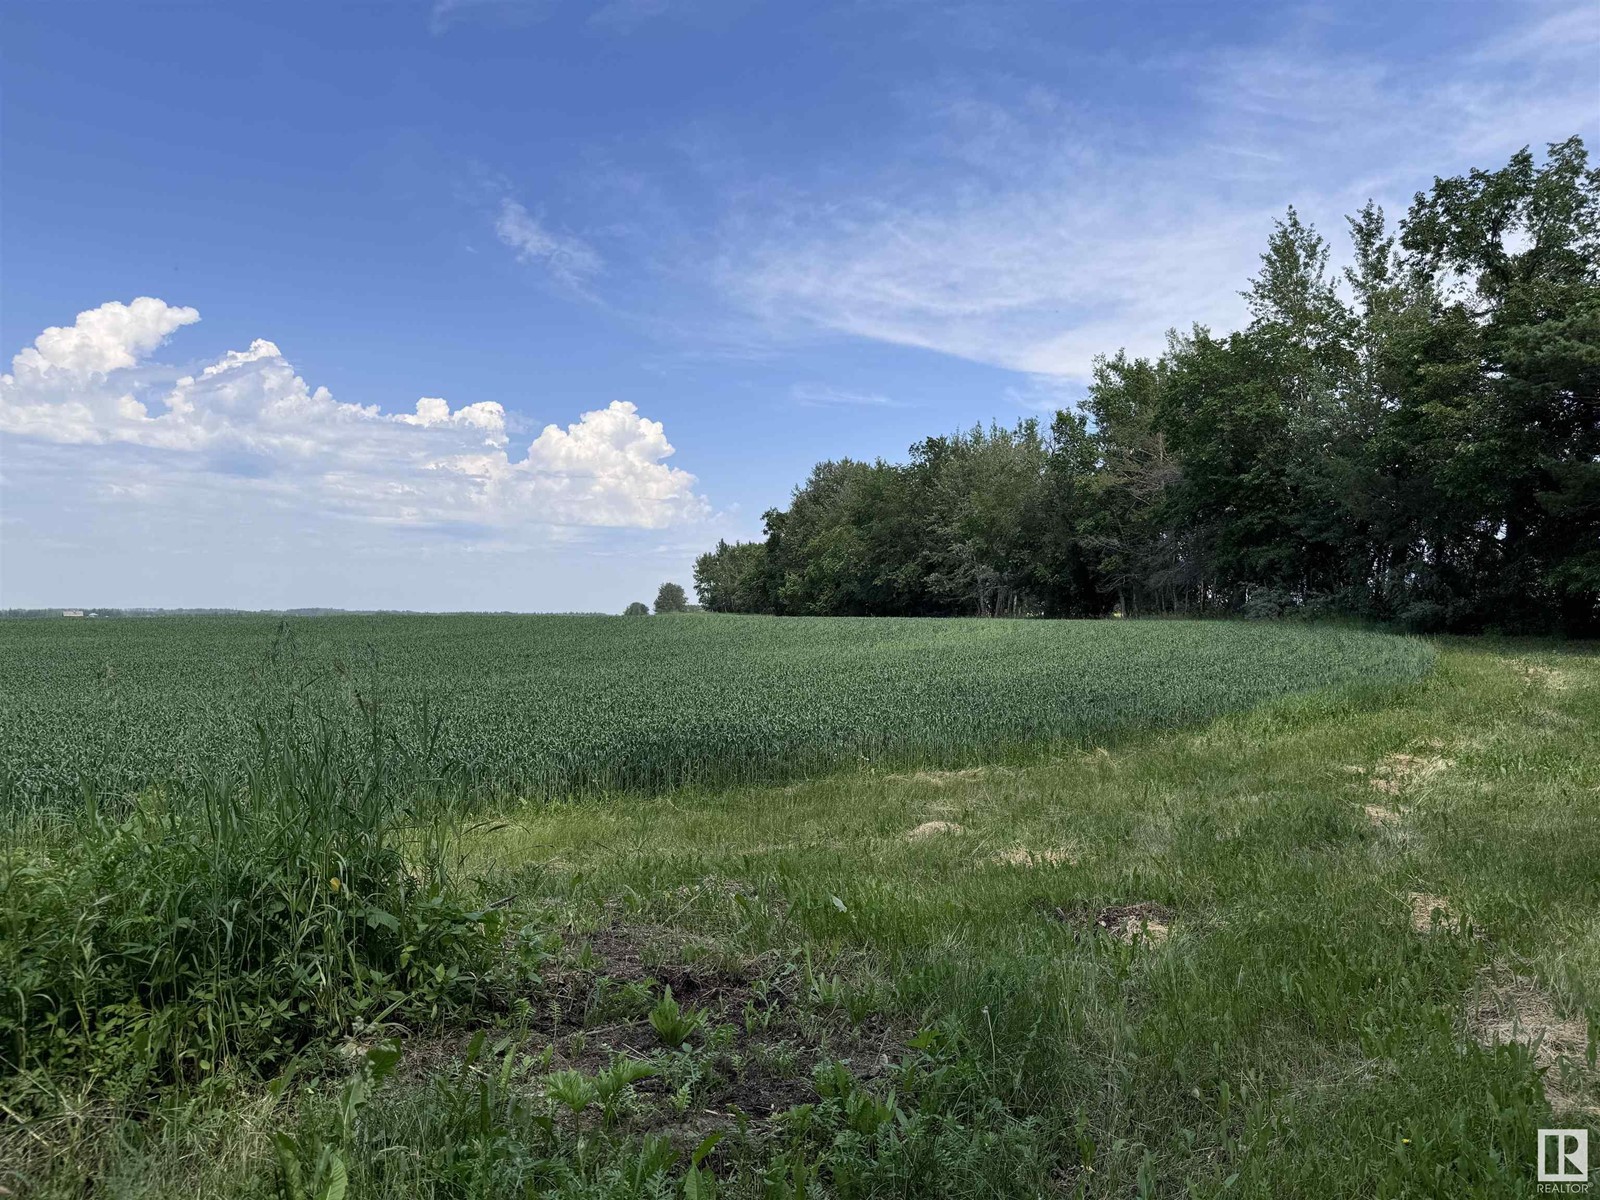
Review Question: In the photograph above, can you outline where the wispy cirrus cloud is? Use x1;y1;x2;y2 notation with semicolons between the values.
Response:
589;0;670;34
790;382;905;409
1472;2;1600;64
430;0;676;35
429;0;553;36
710;2;1600;381
495;199;603;287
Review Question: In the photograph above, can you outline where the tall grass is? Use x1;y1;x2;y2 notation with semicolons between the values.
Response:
0;694;513;1106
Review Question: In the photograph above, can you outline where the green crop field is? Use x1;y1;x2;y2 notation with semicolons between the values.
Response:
3;616;1597;1200
0;613;1431;806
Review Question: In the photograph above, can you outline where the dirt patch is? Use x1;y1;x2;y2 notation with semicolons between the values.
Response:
1516;661;1575;692
1097;903;1172;945
571;924;759;1002
1469;971;1598;1116
396;918;907;1142
1363;804;1404;828
907;820;965;839
1367;753;1452;795
1407;892;1463;934
992;845;1079;868
1055;901;1172;946
706;1063;822;1119
667;875;759;905
885;766;1014;787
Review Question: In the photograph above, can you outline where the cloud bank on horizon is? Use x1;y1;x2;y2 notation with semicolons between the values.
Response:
1;298;707;534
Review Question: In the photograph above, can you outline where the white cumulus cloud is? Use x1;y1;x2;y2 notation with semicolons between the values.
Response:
0;298;707;531
13;296;200;376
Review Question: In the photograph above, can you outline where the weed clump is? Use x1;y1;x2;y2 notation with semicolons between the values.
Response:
649;988;706;1048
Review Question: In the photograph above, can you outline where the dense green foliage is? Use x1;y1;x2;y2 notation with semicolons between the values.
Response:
0;701;528;1108
0;613;1430;807
654;583;689;614
695;140;1600;634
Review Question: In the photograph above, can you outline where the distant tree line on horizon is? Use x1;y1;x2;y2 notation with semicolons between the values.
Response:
0;607;391;619
621;583;691;616
694;139;1600;636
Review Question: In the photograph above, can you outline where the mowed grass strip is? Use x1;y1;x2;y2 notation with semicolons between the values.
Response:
450;638;1598;1197
0;613;1432;806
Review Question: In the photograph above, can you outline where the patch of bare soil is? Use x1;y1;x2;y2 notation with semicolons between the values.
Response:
1363;803;1404;828
1515;661;1575;692
1367;753;1452;795
885;766;1015;787
1469;971;1598;1117
1407;891;1465;934
906;820;965;839
1054;901;1172;946
398;919;905;1138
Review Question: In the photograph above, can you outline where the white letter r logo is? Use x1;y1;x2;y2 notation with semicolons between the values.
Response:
1539;1128;1589;1182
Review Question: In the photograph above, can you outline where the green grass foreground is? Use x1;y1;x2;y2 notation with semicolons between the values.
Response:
0;613;1430;805
3;629;1597;1197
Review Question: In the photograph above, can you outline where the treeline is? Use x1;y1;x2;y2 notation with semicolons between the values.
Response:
696;139;1600;635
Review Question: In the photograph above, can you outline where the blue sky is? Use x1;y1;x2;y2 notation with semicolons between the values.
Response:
2;0;1595;612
